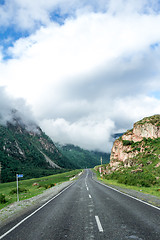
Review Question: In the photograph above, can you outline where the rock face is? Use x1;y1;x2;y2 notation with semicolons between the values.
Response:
94;115;160;187
110;115;160;167
133;122;160;139
110;138;138;163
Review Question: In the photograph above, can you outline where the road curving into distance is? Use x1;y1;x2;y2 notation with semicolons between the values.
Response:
0;169;160;240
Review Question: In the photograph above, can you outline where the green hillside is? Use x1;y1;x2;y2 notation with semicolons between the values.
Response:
56;143;110;169
0;122;74;183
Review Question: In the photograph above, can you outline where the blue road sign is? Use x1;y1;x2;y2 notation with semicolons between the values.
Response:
17;174;23;178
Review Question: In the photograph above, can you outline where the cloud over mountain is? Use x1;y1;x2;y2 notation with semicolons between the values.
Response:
0;87;37;130
1;1;160;152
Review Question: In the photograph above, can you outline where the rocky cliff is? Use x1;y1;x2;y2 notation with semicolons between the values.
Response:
110;115;160;165
95;115;160;187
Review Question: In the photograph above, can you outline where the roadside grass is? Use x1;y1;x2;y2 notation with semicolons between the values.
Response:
93;169;160;198
0;169;82;209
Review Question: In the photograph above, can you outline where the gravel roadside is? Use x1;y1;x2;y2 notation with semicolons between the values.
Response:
0;180;73;227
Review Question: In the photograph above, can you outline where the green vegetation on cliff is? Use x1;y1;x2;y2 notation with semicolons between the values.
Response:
104;137;160;187
136;114;160;126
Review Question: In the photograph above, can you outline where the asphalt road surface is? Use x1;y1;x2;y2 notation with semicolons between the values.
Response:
0;169;160;240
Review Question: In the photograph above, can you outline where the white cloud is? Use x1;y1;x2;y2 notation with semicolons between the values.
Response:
40;118;115;152
0;0;160;31
111;96;160;129
0;86;37;128
39;95;160;152
1;1;160;152
3;11;160;102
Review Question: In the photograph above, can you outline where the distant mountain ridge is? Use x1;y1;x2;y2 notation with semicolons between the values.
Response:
56;143;110;169
112;132;124;139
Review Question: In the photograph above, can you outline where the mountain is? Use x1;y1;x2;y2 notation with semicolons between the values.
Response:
56;143;110;169
0;110;110;183
95;115;160;187
0;118;74;183
110;114;160;163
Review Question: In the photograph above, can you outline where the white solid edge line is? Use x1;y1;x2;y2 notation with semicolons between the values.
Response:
0;181;75;240
95;216;103;232
94;179;160;211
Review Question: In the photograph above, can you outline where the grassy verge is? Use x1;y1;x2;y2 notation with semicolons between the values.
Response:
0;169;82;210
93;169;160;198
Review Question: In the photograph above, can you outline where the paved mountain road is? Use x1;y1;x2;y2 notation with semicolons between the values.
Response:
0;170;160;240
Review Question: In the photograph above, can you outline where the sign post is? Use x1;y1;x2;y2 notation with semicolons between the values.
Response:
16;174;23;202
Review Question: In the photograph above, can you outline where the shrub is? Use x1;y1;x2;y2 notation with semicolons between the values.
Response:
39;183;55;189
122;140;134;146
45;183;55;189
107;170;157;188
135;148;141;152
10;187;28;194
0;193;7;203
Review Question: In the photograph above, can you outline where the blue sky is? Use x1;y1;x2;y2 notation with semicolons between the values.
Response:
1;0;160;152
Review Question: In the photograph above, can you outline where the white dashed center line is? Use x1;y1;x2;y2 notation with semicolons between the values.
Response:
89;194;92;199
95;216;103;232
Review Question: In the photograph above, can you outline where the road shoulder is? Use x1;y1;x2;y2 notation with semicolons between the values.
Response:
0;181;73;227
92;174;160;208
